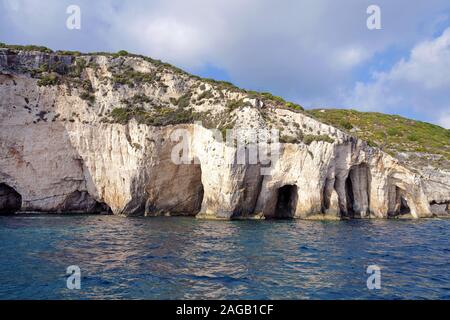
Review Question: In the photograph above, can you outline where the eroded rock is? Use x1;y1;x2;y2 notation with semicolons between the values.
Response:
0;49;448;219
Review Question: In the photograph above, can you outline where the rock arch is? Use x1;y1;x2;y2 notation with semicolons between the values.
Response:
343;163;371;218
388;186;411;217
145;159;204;216
0;183;22;214
60;191;112;214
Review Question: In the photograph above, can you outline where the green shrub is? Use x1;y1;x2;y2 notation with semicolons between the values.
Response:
111;67;157;87
176;93;192;109
367;140;379;148
110;108;133;124
303;135;315;145
303;134;334;145
37;74;59;86
80;92;95;103
115;50;129;57
82;79;93;92
340;120;353;130
121;94;152;107
4;44;53;53
197;90;214;101
226;99;251;111
280;135;301;144
203;78;237;91
387;128;402;136
110;106;203;127
68;58;87;78
57;50;82;56
285;102;304;111
260;92;286;104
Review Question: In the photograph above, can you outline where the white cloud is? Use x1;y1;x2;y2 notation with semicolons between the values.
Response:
129;17;208;68
438;112;450;129
1;0;450;126
346;28;450;128
335;46;369;69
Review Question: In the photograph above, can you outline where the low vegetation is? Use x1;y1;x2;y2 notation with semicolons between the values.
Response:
37;74;59;86
302;134;334;145
121;94;152;107
109;106;209;127
0;43;53;53
79;92;95;104
114;50;129;57
3;43;306;114
196;90;214;101
308;109;450;165
55;50;82;56
172;93;192;109
110;66;158;87
11;43;448;169
226;99;252;111
279;131;334;145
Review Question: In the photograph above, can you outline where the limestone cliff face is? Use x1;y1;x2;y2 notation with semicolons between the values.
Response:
0;48;448;219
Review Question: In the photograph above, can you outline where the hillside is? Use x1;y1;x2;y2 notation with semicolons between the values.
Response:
0;44;449;218
308;109;450;171
3;43;448;171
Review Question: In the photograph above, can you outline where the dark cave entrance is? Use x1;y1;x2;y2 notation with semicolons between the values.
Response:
345;175;355;216
274;185;298;219
92;201;113;214
62;191;112;214
388;186;411;217
190;165;204;215
398;187;411;215
0;183;22;215
400;197;410;215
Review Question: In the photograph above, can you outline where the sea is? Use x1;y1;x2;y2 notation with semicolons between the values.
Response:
0;215;448;299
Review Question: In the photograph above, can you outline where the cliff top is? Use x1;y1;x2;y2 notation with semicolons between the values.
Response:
309;109;450;170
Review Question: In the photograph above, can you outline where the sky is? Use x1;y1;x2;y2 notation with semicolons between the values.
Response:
1;0;450;128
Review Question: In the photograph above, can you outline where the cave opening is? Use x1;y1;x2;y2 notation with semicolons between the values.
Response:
146;161;204;216
274;185;298;219
342;163;371;218
0;183;22;215
398;187;410;215
61;191;112;214
187;164;204;216
345;175;355;216
400;197;410;215
388;186;411;217
92;201;113;214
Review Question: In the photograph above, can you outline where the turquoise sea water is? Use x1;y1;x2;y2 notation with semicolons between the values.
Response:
0;215;448;300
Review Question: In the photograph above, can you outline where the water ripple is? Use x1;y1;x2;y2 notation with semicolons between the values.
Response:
0;215;448;299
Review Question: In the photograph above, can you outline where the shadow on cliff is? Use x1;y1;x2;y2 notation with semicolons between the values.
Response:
0;120;112;215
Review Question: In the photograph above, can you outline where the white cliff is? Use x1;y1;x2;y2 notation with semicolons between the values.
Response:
0;47;448;219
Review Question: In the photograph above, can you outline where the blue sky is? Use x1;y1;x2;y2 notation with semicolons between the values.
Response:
1;0;450;128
